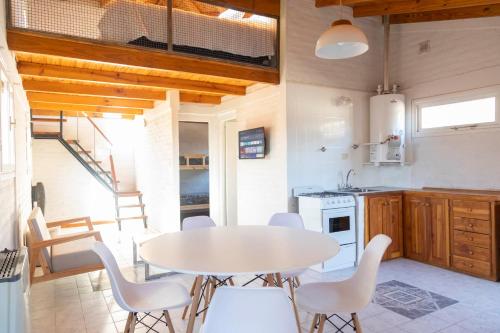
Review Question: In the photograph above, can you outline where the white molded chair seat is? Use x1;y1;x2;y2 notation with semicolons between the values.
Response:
296;234;392;332
202;287;299;333
92;242;191;332
268;213;308;280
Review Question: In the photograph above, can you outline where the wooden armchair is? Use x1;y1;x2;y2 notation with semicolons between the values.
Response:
27;207;104;284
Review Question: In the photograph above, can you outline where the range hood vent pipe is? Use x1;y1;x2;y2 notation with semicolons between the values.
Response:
383;15;390;93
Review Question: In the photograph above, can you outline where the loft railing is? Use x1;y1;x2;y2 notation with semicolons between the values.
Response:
6;0;279;69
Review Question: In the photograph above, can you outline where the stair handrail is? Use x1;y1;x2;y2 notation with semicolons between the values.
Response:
82;112;113;147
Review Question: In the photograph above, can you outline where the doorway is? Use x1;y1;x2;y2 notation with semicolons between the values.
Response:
178;121;210;229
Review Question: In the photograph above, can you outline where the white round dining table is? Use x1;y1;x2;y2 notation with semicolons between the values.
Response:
140;225;340;333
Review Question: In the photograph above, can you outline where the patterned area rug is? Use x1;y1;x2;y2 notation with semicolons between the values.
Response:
374;280;458;319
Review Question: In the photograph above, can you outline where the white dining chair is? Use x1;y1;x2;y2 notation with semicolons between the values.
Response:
268;213;308;333
92;242;191;333
181;216;235;322
202;287;299;333
296;234;392;333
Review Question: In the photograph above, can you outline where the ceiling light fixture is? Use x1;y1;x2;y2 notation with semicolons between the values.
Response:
315;0;369;60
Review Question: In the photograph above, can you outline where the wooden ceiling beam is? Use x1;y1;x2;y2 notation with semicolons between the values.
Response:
390;3;500;23
32;109;136;120
353;0;500;17
179;92;222;105
29;101;143;115
315;0;372;8
18;62;246;96
26;92;155;109
22;79;166;100
7;30;279;84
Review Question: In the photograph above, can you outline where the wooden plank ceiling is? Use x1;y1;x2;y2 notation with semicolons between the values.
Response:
315;0;500;24
8;29;280;119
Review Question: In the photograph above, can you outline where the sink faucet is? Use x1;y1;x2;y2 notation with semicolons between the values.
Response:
345;169;355;189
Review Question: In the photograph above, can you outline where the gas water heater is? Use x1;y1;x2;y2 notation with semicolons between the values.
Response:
369;94;405;165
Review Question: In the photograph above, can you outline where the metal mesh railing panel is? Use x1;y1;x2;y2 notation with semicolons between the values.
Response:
8;0;278;68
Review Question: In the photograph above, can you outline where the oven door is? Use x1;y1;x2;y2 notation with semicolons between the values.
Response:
322;207;356;245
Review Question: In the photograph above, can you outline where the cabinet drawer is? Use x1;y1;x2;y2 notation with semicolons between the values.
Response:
453;230;490;249
452;217;490;235
453;242;491;262
452;255;491;277
451;200;490;220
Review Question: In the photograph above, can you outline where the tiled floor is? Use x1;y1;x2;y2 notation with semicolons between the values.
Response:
27;224;500;333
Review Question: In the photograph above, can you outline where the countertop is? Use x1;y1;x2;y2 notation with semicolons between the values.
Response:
345;186;500;201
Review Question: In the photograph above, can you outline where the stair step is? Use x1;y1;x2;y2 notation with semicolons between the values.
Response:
66;139;79;144
78;150;92;155
115;191;142;197
86;160;102;164
118;204;145;209
32;118;67;123
116;216;147;221
98;171;112;174
33;131;60;137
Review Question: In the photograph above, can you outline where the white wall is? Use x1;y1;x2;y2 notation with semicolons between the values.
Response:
32;140;115;221
286;0;383;91
212;85;288;226
286;82;372;210
359;17;500;190
0;3;33;248
135;92;180;232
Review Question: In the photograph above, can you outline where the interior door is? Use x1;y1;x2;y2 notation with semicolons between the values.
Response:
404;195;428;262
428;197;450;267
225;121;238;226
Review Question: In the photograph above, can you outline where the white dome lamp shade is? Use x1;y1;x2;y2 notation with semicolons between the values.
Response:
316;19;369;60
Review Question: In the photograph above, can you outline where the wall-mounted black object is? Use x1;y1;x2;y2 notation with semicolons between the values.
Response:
239;127;266;159
31;182;45;214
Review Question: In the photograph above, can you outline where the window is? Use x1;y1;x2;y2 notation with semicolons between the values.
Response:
413;88;500;137
0;68;15;172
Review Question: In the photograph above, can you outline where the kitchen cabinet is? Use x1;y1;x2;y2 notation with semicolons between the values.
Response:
403;194;450;267
366;194;403;260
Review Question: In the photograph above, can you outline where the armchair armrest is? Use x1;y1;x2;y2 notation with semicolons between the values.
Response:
46;216;94;231
31;230;102;249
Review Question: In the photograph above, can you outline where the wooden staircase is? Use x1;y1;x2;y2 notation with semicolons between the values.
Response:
32;111;148;231
109;156;148;231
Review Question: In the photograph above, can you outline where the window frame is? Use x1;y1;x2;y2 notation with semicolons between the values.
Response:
412;86;500;138
0;66;15;174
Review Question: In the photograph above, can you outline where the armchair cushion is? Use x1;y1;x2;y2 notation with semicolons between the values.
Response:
51;237;102;272
28;207;53;270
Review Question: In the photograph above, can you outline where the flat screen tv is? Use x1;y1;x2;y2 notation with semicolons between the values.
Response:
239;127;266;159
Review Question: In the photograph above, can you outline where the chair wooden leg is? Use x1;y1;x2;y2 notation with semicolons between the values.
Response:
202;278;213;322
164;310;175;333
275;273;284;288
351;313;362;333
266;274;275;287
228;277;235;286
125;312;136;333
182;279;196;319
309;314;319;333
317;314;326;333
186;275;203;333
295;276;301;287
287;276;303;333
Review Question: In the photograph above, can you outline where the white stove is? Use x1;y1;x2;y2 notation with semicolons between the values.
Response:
294;186;358;272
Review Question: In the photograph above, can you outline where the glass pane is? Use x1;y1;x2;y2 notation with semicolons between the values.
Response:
421;97;496;129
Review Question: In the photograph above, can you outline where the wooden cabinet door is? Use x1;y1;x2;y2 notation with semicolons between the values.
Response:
404;195;428;262
385;196;404;259
367;195;403;260
368;197;386;240
428;198;450;267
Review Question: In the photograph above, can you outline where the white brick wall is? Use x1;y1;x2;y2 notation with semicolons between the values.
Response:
135;93;180;232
